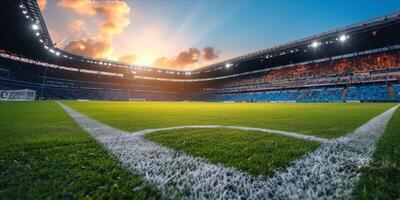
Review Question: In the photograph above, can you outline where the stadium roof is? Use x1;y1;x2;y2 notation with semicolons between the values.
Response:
1;1;400;77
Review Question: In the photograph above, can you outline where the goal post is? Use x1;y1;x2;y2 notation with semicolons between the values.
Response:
0;89;36;101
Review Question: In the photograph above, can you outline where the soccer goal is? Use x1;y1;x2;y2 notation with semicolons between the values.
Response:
129;98;146;101
0;89;36;101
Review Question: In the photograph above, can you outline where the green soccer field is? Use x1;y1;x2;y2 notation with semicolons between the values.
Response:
0;101;399;199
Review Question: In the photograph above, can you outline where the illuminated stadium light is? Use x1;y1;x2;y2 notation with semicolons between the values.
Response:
311;41;320;48
44;45;49;49
55;52;60;56
39;39;43;43
20;4;24;8
339;34;349;42
35;32;40;36
225;63;233;68
32;24;39;30
22;10;27;14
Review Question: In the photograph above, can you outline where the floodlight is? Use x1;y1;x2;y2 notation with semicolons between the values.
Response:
55;52;60;56
32;24;39;30
311;41;319;48
225;63;233;68
339;35;347;42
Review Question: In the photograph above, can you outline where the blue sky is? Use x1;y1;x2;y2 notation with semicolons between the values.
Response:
42;0;400;69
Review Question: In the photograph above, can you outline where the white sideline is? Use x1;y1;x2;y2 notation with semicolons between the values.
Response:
57;101;398;199
132;125;329;143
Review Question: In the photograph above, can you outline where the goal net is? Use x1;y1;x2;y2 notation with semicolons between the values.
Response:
0;89;36;101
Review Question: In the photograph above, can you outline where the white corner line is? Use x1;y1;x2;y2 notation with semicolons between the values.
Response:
57;101;399;199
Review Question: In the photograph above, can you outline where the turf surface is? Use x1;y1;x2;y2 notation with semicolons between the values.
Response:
0;101;160;199
65;101;395;138
145;128;320;176
1;101;397;199
354;107;400;200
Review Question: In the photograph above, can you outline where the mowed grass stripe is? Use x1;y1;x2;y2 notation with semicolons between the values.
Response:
145;128;320;176
354;107;400;200
0;101;160;199
64;101;396;138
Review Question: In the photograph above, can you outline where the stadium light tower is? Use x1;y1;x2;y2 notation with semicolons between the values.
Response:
32;24;39;30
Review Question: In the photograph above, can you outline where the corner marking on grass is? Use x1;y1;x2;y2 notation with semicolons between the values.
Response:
57;101;398;199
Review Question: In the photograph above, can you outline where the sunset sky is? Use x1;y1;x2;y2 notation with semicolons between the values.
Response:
39;0;400;70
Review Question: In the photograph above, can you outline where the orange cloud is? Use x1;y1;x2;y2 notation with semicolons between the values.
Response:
153;47;220;69
67;20;86;33
153;57;171;68
59;0;131;60
202;47;219;60
175;48;201;66
57;0;95;15
38;0;47;11
64;38;112;59
118;54;137;64
153;48;200;69
58;0;130;40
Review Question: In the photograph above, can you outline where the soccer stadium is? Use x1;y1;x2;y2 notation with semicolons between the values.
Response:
1;0;400;199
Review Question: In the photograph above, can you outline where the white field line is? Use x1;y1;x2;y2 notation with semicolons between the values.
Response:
133;125;329;143
58;102;398;199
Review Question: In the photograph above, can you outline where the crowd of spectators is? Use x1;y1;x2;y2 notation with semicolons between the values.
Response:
216;50;400;93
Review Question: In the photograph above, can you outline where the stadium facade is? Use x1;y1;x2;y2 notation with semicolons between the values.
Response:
1;0;400;102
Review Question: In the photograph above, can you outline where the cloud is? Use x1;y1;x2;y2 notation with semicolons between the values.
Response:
63;38;112;59
153;47;220;69
202;47;219;60
58;0;130;40
67;20;86;33
38;0;47;11
153;57;170;68
153;48;200;69
175;48;201;66
57;0;95;15
118;54;137;64
59;0;131;60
